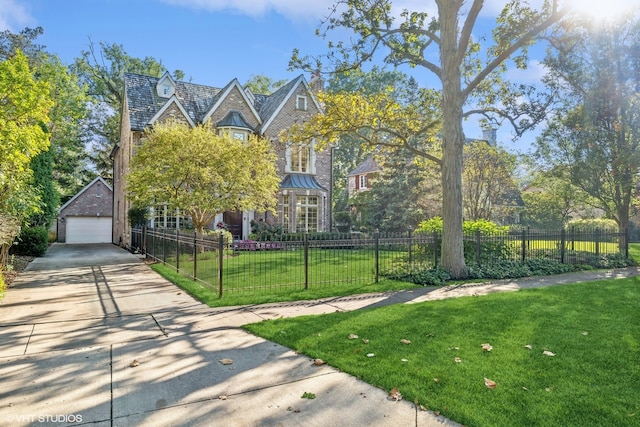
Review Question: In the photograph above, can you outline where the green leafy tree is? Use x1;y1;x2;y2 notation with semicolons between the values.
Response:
535;16;640;233
125;121;280;236
462;141;518;221
243;74;288;94
1;27;92;200
326;67;423;215
0;51;53;266
72;41;184;181
290;0;568;277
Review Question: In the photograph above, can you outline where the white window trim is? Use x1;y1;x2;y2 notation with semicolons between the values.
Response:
296;95;307;111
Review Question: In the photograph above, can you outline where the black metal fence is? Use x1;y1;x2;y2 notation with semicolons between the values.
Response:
132;227;629;296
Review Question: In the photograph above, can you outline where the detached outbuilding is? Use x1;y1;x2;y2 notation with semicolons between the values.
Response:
57;177;113;243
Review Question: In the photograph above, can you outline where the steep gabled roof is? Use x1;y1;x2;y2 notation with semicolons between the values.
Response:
124;73;221;131
58;177;112;214
258;75;322;133
201;78;262;125
348;155;382;177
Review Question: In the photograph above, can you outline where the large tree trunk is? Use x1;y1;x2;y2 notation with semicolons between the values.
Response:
439;0;468;279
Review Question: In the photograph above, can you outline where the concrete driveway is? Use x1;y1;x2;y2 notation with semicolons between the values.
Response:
0;244;454;427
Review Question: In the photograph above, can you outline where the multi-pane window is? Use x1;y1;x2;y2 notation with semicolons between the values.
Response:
359;175;367;189
290;143;310;173
296;196;318;232
282;195;290;230
153;204;180;229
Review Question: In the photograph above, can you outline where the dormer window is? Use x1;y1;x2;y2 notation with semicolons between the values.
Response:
156;72;176;98
296;95;307;111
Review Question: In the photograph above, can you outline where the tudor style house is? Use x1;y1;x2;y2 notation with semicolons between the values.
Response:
111;72;331;246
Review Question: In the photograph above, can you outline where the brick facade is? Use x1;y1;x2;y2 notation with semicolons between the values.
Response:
112;72;332;246
57;177;113;242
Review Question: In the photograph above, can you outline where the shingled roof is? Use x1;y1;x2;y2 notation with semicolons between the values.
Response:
124;72;313;133
124;73;222;131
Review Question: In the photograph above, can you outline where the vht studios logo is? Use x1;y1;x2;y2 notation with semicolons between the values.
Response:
6;414;83;423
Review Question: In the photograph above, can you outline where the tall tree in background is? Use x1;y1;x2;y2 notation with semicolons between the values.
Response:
462;141;518;221
325;67;422;216
72;41;184;181
1;27;91;200
535;15;640;233
291;0;567;278
0;51;53;266
243;74;288;94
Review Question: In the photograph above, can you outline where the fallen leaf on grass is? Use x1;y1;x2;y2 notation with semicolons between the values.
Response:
481;343;493;352
313;359;326;366
362;338;370;344
388;387;403;401
400;339;411;345
582;331;589;336
449;346;460;351
523;344;533;350
348;334;359;340
542;350;556;357
484;378;497;389
454;357;462;363
218;358;234;365
401;358;408;362
545;387;553;392
522;387;529;391
129;359;139;368
366;353;375;357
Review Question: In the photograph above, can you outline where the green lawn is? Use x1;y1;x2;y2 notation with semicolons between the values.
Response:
151;261;420;307
245;278;640;427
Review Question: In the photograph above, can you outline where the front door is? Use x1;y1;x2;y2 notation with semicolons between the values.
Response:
223;211;243;239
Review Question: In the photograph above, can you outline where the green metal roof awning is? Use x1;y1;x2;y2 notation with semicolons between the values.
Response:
280;174;327;191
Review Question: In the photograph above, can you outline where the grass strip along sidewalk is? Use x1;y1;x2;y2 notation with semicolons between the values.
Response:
245;278;640;427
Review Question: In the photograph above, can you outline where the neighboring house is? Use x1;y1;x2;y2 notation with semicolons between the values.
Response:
347;155;382;199
112;72;331;246
57;177;113;243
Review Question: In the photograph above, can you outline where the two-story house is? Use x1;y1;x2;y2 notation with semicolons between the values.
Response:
111;72;331;246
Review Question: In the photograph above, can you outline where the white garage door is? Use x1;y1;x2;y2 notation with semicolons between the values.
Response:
66;217;112;243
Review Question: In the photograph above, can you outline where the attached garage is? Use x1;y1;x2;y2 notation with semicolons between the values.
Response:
65;217;112;243
57;177;113;243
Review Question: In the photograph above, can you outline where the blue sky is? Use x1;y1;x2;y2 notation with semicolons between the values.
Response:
0;0;633;152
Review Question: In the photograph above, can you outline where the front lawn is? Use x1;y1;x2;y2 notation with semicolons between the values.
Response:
245;278;640;427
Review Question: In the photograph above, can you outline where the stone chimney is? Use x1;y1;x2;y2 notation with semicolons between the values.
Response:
482;128;497;146
309;70;324;94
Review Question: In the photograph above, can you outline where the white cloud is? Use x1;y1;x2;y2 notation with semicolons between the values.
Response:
161;0;336;19
0;0;34;31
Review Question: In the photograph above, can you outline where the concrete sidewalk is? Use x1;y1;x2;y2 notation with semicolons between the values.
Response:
1;244;637;427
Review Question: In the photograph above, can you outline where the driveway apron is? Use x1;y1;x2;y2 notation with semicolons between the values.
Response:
0;244;454;427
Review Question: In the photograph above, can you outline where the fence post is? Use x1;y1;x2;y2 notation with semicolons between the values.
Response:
595;228;601;256
433;231;439;267
304;232;309;290
162;228;166;263
407;229;413;266
218;233;224;298
176;229;180;272
571;226;575;251
142;225;147;255
374;230;380;284
625;226;630;258
193;232;198;280
521;228;526;262
476;230;481;266
560;228;566;264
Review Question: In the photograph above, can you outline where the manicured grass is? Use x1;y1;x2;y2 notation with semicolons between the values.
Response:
629;243;640;263
157;247;403;291
245;278;640;427
151;262;421;307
